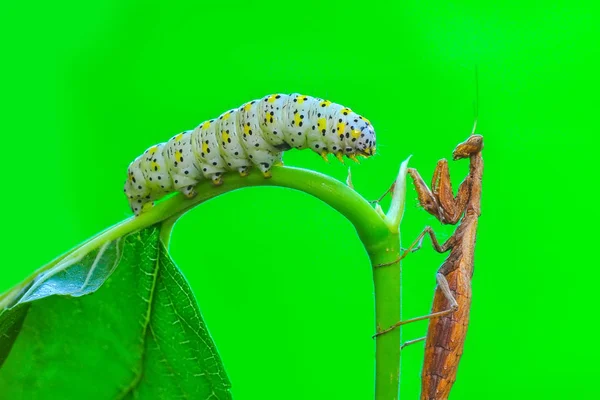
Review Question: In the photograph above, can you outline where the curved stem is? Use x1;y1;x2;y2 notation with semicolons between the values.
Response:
1;165;406;399
2;167;390;304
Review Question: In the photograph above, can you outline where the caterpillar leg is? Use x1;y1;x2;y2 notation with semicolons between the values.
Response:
238;166;250;177
142;202;155;212
247;149;282;179
348;154;360;164
256;162;273;178
211;173;223;186
131;201;155;216
130;199;155;216
181;185;197;199
264;159;284;174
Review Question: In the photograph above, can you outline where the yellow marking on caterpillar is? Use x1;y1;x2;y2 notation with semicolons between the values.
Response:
175;133;184;142
320;100;332;107
317;118;327;132
149;146;158;155
202;121;211;130
268;94;278;103
175;150;183;161
351;129;361;139
294;113;302;127
297;95;308;104
223;112;231;120
243;102;252;111
341;108;352;115
222;130;230;143
202;142;209;154
243;124;251;135
337;121;346;134
151;161;160;171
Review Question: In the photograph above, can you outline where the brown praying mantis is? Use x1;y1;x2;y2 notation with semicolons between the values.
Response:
372;133;483;399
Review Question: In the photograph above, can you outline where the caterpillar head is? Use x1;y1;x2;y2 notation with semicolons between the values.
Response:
353;117;376;157
124;162;150;215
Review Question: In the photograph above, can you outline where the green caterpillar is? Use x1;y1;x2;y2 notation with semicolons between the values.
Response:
124;93;377;215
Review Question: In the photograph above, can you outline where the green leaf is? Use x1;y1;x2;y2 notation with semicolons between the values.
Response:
0;304;30;366
0;226;231;399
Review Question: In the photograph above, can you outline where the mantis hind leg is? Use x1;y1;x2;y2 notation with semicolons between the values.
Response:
373;273;458;338
401;336;426;350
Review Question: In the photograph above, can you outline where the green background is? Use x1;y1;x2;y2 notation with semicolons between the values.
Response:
0;0;597;398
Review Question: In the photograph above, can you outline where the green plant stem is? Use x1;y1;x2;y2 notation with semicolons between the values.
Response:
370;234;401;400
1;166;404;399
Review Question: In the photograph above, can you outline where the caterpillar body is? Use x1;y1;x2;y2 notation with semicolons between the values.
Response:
124;93;377;215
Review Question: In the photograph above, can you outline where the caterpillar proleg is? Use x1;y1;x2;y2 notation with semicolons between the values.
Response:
124;93;377;215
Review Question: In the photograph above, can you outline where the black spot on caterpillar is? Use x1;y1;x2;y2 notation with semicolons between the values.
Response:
124;93;377;215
